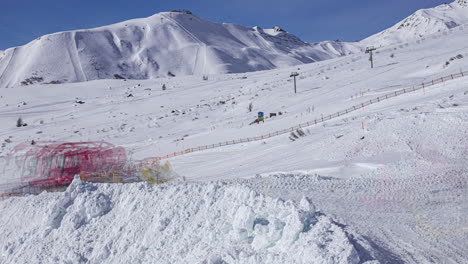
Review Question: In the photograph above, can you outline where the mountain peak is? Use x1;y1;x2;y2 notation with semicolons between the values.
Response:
0;12;361;88
363;0;468;46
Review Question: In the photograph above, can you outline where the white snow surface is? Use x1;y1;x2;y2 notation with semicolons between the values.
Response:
363;0;468;47
0;178;366;264
0;12;361;88
0;3;468;263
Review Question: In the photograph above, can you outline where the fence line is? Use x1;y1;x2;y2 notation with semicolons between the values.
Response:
141;70;467;165
1;70;466;197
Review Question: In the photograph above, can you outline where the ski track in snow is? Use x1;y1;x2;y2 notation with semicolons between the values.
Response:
71;32;88;82
234;169;468;263
0;48;15;81
161;13;203;75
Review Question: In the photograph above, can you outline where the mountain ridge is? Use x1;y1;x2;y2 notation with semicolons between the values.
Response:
1;1;468;88
0;12;361;88
363;0;468;46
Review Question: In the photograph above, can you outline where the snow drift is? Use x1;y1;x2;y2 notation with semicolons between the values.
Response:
0;178;368;264
0;12;361;88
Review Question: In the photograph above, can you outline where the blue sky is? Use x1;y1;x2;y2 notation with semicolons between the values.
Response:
0;0;450;50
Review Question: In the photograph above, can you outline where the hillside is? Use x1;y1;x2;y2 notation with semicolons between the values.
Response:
1;14;468;263
1;1;468;263
2;1;467;88
0;12;361;88
363;0;468;47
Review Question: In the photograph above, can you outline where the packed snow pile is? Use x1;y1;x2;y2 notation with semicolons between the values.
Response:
363;0;468;46
0;178;370;264
0;11;361;88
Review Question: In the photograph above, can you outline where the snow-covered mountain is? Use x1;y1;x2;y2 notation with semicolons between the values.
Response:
1;19;468;263
2;1;466;88
1;1;468;262
0;11;361;88
363;0;468;47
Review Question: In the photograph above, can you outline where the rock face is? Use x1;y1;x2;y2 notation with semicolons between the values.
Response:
0;12;361;88
362;0;468;47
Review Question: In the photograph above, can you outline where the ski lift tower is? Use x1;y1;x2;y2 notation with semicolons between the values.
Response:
290;72;299;94
365;46;377;69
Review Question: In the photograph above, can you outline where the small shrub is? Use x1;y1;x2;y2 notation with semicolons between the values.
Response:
289;129;306;141
16;117;27;127
296;128;306;137
289;131;299;141
20;76;44;86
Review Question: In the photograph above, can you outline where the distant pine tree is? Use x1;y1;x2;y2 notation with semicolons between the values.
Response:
16;117;23;127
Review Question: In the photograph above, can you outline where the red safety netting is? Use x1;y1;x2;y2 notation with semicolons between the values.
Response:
8;141;127;187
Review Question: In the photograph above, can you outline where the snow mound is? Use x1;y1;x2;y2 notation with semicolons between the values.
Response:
0;178;363;264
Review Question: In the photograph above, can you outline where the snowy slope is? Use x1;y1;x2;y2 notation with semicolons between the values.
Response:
0;5;468;264
1;23;467;263
1;24;466;162
0;12;361;88
363;0;468;47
